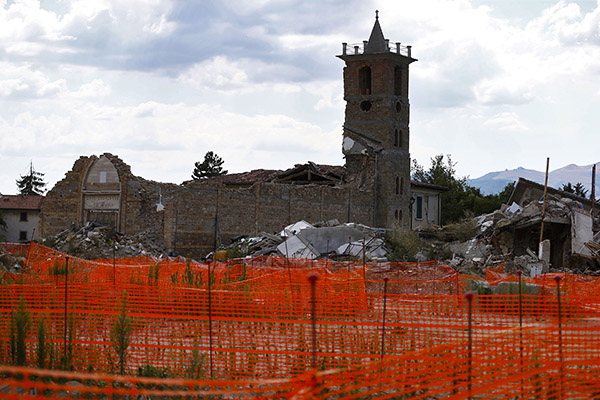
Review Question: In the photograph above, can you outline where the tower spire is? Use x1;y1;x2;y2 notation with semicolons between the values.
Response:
365;10;387;54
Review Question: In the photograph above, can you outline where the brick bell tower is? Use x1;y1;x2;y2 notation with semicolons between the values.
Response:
338;11;416;229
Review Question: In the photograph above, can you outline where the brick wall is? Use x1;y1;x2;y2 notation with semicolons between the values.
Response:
41;155;374;259
168;181;374;257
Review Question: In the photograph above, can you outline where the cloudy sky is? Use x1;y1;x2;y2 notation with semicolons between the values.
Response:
1;0;600;194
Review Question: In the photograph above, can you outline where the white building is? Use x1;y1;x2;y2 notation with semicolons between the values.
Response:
0;194;43;243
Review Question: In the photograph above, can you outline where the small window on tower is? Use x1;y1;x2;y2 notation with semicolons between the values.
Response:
396;102;401;113
400;177;404;195
394;129;399;147
359;66;372;95
394;66;403;96
100;171;107;183
395;176;400;195
395;209;402;222
360;101;372;111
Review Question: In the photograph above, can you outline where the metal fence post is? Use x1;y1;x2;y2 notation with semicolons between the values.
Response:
381;277;389;359
309;273;318;370
555;275;564;399
465;291;474;400
64;256;69;365
517;270;524;398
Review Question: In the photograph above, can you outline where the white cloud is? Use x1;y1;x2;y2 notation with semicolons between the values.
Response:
0;0;176;59
0;99;342;190
73;79;111;98
179;56;249;90
178;56;304;94
0;62;66;98
483;112;528;131
2;0;600;194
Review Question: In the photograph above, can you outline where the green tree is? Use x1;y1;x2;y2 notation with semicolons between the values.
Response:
411;155;513;225
16;161;46;195
192;151;228;180
561;182;588;198
497;181;516;204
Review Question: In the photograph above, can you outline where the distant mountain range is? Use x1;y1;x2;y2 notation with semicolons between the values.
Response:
467;162;600;196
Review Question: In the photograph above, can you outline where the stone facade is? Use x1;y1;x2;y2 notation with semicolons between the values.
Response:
40;154;374;257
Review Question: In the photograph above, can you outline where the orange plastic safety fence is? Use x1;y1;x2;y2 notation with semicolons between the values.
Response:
2;243;600;398
1;322;600;399
0;280;599;380
11;244;460;296
0;242;29;256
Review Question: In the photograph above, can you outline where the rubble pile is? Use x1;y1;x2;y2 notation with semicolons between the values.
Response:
0;251;24;273
420;194;600;277
221;219;388;261
42;222;167;260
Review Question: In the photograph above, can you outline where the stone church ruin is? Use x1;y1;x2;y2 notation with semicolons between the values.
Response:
40;14;444;259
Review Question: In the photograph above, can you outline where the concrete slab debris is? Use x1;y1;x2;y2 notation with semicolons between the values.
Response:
295;225;365;254
281;220;314;237
276;234;319;259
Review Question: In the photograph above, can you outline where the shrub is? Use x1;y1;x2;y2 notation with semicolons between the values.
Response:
10;296;31;366
386;227;421;262
111;298;133;375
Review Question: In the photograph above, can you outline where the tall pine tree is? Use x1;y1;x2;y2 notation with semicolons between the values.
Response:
192;151;228;180
16;162;46;196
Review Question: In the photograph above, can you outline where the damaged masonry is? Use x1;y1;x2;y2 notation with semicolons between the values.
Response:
430;177;600;277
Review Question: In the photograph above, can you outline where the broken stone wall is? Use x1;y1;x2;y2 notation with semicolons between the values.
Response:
42;155;375;259
169;181;374;257
40;156;92;236
41;154;167;241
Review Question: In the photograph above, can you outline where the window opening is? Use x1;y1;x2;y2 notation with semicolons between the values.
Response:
359;66;372;95
394;66;403;95
395;209;402;222
360;101;372;111
20;212;27;222
416;196;423;220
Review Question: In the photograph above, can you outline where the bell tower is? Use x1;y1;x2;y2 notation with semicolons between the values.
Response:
338;11;416;228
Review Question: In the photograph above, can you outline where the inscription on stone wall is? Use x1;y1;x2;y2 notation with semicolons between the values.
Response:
84;195;120;210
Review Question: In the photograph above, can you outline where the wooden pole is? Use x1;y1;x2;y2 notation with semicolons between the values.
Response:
592;164;596;234
539;157;550;244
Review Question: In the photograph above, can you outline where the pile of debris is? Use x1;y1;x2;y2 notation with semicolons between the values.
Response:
0;251;24;274
421;195;600;277
42;222;167;260
218;219;388;261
